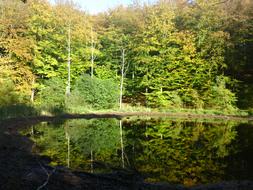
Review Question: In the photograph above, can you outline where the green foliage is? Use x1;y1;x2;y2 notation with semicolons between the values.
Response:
206;77;237;113
0;77;19;106
0;0;34;96
69;75;119;109
124;118;238;186
37;77;66;114
28;0;93;81
0;75;38;120
146;91;182;108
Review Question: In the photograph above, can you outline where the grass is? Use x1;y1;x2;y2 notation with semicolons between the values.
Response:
0;103;252;122
64;103;251;117
158;107;250;117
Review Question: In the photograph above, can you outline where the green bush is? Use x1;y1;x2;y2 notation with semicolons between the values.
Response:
0;76;39;120
0;77;19;106
180;89;204;109
146;90;183;108
70;75;119;109
206;77;237;113
37;77;66;114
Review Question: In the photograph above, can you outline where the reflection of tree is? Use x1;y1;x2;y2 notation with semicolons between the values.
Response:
27;119;121;171
124;119;237;186
23;118;240;186
67;119;121;170
119;120;125;168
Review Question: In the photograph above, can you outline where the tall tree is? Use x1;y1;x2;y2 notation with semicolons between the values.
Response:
0;0;34;100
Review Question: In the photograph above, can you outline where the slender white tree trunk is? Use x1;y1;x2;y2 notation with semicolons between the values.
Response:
66;24;71;96
119;49;125;110
90;27;95;78
30;76;35;102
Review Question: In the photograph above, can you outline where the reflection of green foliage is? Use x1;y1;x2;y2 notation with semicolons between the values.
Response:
25;119;121;170
67;119;120;156
22;117;242;186
29;122;69;167
124;118;237;186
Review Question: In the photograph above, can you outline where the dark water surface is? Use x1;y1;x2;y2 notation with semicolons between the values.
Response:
21;117;253;186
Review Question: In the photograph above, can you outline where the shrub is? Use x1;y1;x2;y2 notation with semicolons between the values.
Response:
37;77;66;114
0;77;19;106
206;77;237;113
70;75;119;109
181;89;204;109
146;90;183;108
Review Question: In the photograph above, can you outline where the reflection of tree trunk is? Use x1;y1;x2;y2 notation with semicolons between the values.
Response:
132;144;135;160
66;132;70;168
31;126;34;137
90;150;94;173
120;120;125;168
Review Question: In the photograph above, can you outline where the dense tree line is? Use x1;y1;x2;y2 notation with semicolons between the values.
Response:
0;0;252;113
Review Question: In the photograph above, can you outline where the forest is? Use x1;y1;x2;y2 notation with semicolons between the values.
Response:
0;0;253;119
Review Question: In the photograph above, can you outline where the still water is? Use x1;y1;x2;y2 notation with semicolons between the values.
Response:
21;117;253;186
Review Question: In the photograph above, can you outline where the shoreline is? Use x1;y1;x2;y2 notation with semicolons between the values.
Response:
1;111;253;128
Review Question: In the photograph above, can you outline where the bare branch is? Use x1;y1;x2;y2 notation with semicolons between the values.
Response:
36;161;56;190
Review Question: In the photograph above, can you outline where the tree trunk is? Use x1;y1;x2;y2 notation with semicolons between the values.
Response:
30;76;35;102
66;24;71;96
119;49;125;110
91;27;95;78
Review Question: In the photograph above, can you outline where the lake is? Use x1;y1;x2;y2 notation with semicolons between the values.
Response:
20;117;253;187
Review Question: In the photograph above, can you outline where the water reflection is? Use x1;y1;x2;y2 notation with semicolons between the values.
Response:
22;118;253;186
124;119;237;186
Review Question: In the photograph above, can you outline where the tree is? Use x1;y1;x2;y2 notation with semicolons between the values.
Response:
28;0;92;94
0;0;34;99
